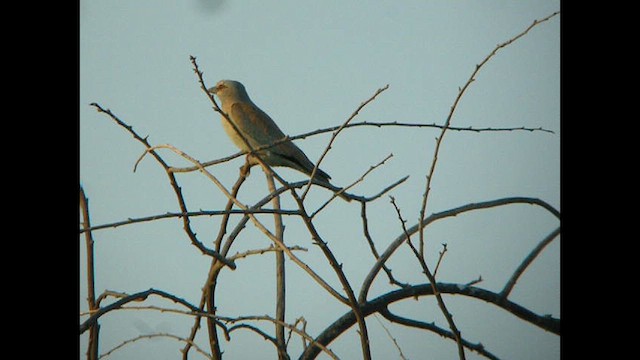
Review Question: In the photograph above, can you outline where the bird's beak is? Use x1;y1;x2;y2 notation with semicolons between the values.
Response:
207;85;219;94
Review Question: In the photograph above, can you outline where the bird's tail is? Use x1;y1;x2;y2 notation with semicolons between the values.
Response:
310;170;352;202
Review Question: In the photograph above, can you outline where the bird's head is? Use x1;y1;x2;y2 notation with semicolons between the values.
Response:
208;80;250;103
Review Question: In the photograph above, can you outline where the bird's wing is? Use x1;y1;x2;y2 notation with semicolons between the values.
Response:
230;101;286;145
230;101;331;181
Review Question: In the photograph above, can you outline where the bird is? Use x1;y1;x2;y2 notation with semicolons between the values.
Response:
208;79;351;201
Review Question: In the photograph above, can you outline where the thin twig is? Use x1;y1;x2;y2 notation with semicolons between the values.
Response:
103;304;336;359
359;196;559;304
310;153;394;218
301;84;390;200
500;226;561;299
80;289;201;334
169;122;552;174
79;208;301;234
360;201;409;289
286;189;372;360
286;317;307;348
99;333;213;359
227;324;277;345
433;243;448;277
295;121;555;141
218;315;339;359
466;276;483;287
95;290;132;307
229;245;307;262
90;103;236;269
138;144;349;304
379;309;500;360
417;10;560;259
373;314;408;360
301;282;559;359
390;197;466;359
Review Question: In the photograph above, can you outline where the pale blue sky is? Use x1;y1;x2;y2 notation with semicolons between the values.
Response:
80;1;560;359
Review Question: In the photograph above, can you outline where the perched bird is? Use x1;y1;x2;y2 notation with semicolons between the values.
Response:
208;80;350;201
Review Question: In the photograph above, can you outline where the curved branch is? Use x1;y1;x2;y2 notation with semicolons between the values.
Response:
301;84;389;200
359;196;560;303
300;283;560;360
219;315;339;360
379;309;500;360
390;197;465;359
286;184;372;359
79;288;202;334
227;324;278;346
500;226;561;299
99;332;213;359
90;103;236;269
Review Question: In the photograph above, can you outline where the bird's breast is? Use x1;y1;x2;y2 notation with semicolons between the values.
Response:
221;116;252;152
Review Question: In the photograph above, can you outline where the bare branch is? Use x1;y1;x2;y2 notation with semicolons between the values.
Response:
219;315;339;360
416;9;560;263
294;121;555;141
287;190;372;360
302;84;390;200
500;226;561;299
227;324;278;345
79;209;302;234
168;121;552;175
389;197;466;359
79;289;201;334
301;282;560;360
229;245;308;262
360;201;409;289
141;144;348;304
311;153;394;217
99;333;213;360
433;243;448;277
373;314;408;360
379;309;500;360
286;317;307;349
359;196;560;304
90;103;236;269
195;162;251;360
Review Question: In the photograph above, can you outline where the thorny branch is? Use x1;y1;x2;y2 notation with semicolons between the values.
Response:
390;197;466;359
169;122;553;175
412;12;560;359
138;143;349;304
500;226;561;299
359;196;560;304
301;282;560;359
99;333;213;360
301;84;389;201
378;309;499;360
90;103;236;269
